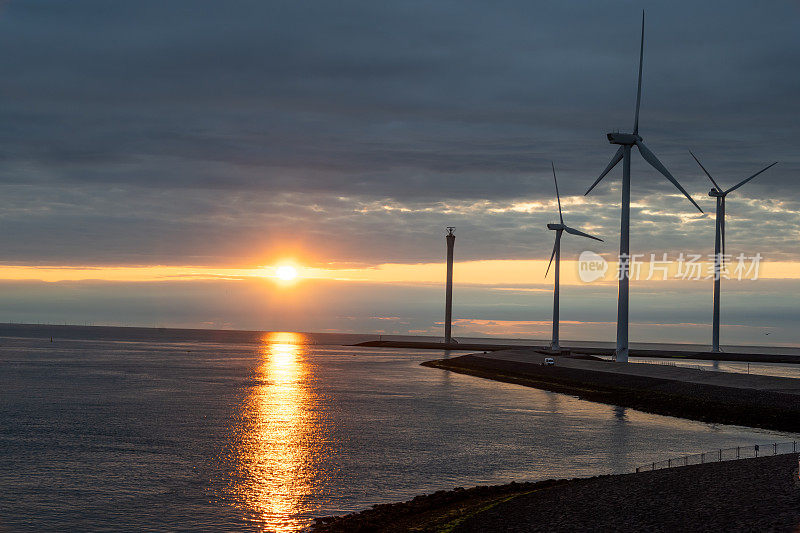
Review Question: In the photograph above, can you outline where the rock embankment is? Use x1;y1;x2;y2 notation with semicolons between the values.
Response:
314;454;800;532
456;453;800;532
422;353;800;432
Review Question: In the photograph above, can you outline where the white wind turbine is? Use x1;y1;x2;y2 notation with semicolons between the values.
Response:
584;11;703;362
546;162;603;352
689;150;777;353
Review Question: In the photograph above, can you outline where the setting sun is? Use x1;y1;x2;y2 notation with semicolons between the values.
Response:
275;265;298;281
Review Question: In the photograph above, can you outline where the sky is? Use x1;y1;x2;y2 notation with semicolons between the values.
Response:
0;1;798;345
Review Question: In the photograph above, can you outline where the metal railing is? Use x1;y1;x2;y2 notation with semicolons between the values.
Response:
631;360;709;372
636;441;798;473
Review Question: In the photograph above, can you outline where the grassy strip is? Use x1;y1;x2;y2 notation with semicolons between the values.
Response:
311;481;565;532
433;489;538;533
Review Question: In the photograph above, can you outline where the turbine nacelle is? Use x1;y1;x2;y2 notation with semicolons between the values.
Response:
607;132;641;145
709;188;724;197
547;223;565;231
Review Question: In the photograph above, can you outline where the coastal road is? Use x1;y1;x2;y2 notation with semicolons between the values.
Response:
482;349;800;394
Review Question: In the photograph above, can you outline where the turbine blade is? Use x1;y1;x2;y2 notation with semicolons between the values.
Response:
724;162;778;195
636;140;704;213
552;161;564;224
585;146;624;195
545;237;558;278
689;149;722;191
633;10;645;135
564;226;604;242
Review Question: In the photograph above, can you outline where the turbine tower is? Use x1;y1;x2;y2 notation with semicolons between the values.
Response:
546;162;603;352
444;227;456;344
584;11;703;362
689;150;777;353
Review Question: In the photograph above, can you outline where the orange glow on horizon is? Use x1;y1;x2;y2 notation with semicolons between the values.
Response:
0;259;797;285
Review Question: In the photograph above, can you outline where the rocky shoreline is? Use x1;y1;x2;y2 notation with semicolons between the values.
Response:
313;454;800;532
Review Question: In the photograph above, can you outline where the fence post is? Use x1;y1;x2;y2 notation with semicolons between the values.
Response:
639;441;795;477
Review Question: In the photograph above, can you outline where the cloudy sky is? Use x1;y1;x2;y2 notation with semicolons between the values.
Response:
0;1;798;345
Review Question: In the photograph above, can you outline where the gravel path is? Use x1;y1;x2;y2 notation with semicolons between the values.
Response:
455;454;800;532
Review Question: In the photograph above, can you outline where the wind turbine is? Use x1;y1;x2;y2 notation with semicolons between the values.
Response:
689;150;777;353
584;11;704;362
546;162;603;352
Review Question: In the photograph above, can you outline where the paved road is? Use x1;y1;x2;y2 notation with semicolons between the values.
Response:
481;349;800;394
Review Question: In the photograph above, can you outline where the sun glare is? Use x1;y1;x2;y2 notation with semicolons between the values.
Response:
275;265;298;281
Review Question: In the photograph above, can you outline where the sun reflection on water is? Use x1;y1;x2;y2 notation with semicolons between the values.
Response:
228;331;323;532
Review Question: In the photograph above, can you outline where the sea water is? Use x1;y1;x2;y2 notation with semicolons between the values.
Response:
2;328;798;531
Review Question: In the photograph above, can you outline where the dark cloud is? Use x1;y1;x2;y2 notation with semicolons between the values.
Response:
0;0;798;265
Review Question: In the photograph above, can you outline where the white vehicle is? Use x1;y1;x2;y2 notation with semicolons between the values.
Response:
543;357;555;366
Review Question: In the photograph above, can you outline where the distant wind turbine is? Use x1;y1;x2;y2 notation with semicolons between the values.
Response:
584;11;703;362
689;150;777;353
546;162;603;352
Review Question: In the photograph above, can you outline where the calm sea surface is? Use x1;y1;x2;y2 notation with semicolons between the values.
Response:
2;329;799;532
